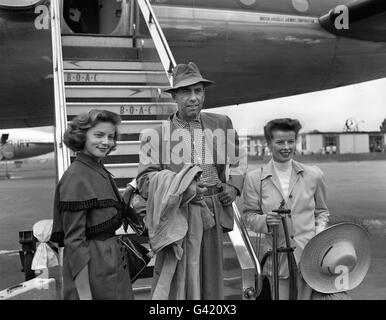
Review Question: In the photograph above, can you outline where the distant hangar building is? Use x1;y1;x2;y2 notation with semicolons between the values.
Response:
299;131;385;154
246;131;386;156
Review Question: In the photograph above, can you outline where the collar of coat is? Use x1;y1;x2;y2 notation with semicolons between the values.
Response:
261;159;305;181
169;112;221;130
75;152;110;180
260;159;306;202
172;112;201;126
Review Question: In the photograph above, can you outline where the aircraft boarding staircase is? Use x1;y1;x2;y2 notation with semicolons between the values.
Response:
50;0;262;300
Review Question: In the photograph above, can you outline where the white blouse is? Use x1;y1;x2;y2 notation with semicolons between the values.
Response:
273;159;293;199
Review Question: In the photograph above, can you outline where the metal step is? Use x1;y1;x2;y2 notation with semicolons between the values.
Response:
65;85;171;99
64;70;169;85
135;37;155;49
105;163;138;178
133;285;152;297
62;35;134;48
65;120;163;135
118;183;134;192
63;60;164;71
111;141;141;155
104;154;139;164
132;277;152;300
132;279;244;300
63;46;139;61
119;120;164;135
66;102;176;118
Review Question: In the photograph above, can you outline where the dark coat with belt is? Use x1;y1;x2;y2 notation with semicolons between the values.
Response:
51;152;132;300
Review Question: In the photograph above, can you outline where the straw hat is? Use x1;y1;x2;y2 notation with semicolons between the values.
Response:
165;62;214;93
300;222;371;294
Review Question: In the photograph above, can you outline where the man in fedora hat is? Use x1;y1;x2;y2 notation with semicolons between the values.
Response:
136;62;247;299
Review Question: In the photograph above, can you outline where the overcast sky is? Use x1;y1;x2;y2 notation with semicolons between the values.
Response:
210;77;386;136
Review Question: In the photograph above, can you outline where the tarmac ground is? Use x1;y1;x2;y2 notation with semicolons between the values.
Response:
0;159;385;299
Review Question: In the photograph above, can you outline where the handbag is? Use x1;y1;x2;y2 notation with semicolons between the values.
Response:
122;181;148;237
118;234;151;283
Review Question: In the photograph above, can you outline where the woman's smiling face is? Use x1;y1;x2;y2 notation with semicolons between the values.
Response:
83;121;116;161
269;130;296;163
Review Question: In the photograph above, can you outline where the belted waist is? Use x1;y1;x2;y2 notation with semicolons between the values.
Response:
203;185;223;197
87;231;115;241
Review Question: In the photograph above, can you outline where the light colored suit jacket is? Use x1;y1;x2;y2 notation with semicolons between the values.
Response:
242;160;329;278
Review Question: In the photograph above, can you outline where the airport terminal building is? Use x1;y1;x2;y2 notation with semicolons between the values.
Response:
299;131;385;154
247;131;386;156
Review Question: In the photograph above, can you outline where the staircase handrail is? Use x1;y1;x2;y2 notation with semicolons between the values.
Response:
229;202;264;298
51;0;70;181
136;0;176;86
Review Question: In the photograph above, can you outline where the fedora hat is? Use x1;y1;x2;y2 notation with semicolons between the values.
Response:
300;222;371;294
165;62;214;93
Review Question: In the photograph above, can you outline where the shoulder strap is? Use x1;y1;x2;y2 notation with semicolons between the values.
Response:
258;167;263;214
256;167;264;260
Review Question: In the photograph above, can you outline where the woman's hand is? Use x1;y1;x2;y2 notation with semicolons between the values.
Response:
266;211;281;227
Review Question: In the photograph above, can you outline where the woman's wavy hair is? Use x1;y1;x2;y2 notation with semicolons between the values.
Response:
63;109;121;152
264;118;302;144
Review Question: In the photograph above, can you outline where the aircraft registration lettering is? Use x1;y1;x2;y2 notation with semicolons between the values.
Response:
66;73;97;82
258;14;317;24
120;105;153;115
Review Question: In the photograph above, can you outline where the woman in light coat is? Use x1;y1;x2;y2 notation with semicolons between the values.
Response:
243;118;329;300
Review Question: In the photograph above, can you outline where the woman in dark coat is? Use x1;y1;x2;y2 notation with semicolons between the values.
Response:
51;109;133;300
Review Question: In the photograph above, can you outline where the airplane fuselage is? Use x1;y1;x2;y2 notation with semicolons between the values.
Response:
151;0;386;107
0;141;54;161
150;0;349;17
1;0;386;127
0;129;54;160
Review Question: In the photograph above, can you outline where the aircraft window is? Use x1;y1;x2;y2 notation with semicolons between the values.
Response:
239;0;257;7
291;0;309;13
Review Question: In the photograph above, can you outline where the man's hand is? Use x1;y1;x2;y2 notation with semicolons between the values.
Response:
218;184;238;206
266;212;281;227
190;182;208;204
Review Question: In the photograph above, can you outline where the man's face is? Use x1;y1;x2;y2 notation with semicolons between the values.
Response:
269;130;296;163
174;83;205;121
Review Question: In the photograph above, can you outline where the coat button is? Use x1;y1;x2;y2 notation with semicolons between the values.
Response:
289;194;293;199
123;264;127;269
290;235;294;239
